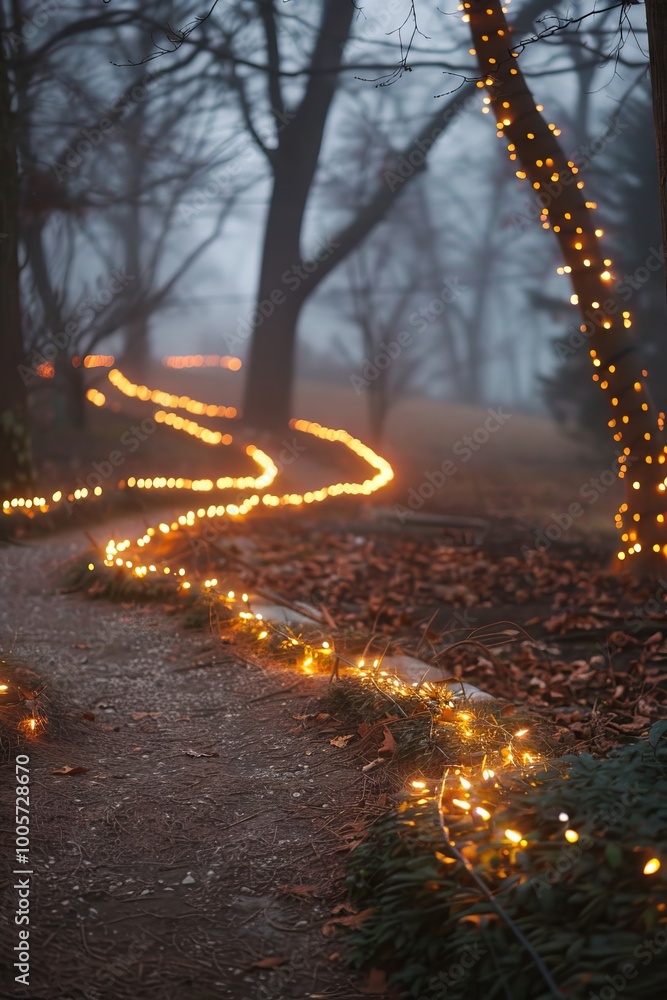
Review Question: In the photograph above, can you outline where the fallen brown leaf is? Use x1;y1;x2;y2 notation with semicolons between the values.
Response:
364;967;388;995
251;957;288;969
278;884;320;899
331;902;357;916
52;766;89;776
378;727;396;756
644;631;663;645
330;734;355;748
322;908;373;936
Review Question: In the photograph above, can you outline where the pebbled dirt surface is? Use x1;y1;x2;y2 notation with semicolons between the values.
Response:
0;528;374;1000
3;494;666;1000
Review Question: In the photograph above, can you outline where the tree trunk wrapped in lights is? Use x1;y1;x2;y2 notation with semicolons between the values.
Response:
464;0;667;574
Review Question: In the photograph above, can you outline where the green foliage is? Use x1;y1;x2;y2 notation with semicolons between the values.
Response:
322;677;386;721
61;553;195;606
346;737;667;999
182;597;213;629
324;677;551;778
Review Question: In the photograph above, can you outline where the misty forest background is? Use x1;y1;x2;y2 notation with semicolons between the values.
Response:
5;6;667;1000
1;0;664;490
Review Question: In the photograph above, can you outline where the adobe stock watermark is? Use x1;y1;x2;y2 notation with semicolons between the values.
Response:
530;782;641;897
382;90;480;192
520;452;635;559
510;119;628;234
417;940;487;998
554;245;665;361
350;278;465;393
591;579;667;663
5;0;66;52
65;418;157;511
618;580;667;635
19;268;135;385
51;70;162;182
394;408;511;523
223;236;339;352
586;929;667;1000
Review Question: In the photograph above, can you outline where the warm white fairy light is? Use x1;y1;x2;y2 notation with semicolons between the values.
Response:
465;0;667;568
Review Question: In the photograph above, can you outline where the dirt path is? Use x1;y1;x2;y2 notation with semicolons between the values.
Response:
0;530;370;1000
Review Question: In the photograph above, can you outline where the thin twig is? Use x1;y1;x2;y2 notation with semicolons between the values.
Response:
247;679;305;703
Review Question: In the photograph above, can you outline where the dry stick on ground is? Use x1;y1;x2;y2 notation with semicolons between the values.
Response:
432;638;509;679
467;0;667;574
248;679;306;703
415;609;439;658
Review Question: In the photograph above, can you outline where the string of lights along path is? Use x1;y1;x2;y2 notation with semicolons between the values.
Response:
2;365;393;590
1;359;661;944
465;0;667;571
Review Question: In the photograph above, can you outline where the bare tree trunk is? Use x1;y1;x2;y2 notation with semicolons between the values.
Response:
368;379;390;449
0;26;33;495
61;359;86;428
25;221;90;429
122;112;149;371
468;0;667;575
239;165;311;429
240;0;564;431
646;0;667;282
241;0;355;430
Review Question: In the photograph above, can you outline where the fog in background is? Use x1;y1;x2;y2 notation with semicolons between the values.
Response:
11;0;663;429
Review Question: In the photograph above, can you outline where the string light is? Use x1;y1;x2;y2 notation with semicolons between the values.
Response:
108;368;238;419
466;0;667;570
80;355;114;368
86;388;106;407
162;354;242;370
2;359;393;553
89;370;392;587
